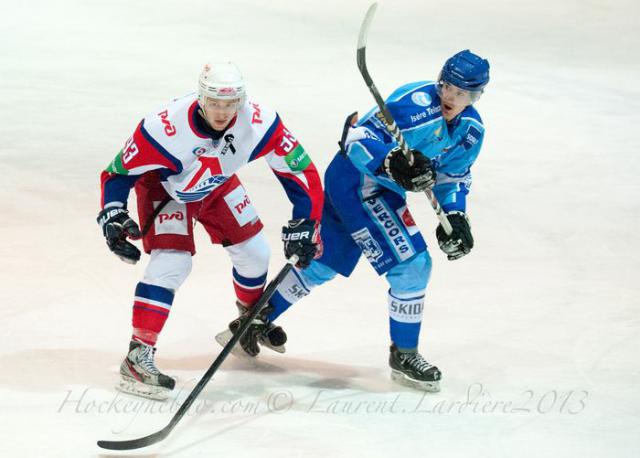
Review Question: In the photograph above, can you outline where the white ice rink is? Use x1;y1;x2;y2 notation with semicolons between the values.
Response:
1;0;639;456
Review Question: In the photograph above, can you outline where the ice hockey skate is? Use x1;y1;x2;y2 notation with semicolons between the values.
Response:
389;344;441;392
215;302;287;357
117;340;176;401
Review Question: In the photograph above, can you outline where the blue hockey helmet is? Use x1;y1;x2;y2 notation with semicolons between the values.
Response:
439;50;490;93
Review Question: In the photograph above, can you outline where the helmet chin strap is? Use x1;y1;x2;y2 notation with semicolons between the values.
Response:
197;106;215;130
198;105;208;121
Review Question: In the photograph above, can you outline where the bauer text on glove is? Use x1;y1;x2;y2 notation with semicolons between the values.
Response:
281;219;322;268
97;207;142;264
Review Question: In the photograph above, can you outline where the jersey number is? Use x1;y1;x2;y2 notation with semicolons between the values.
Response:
122;137;139;164
280;128;297;153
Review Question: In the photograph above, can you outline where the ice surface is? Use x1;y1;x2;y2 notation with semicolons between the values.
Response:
1;0;639;456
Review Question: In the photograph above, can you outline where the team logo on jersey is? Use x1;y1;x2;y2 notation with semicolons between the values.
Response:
175;156;228;202
192;147;207;156
220;134;236;155
411;91;431;107
351;228;383;263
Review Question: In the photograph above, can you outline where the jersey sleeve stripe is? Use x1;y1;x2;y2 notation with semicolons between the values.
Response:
100;171;139;208
248;115;281;162
272;165;324;221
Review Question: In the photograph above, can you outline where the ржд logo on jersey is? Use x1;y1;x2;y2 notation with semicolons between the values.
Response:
251;103;262;124
159;210;184;224
157;110;176;137
224;185;258;226
234;194;251;215
154;201;188;235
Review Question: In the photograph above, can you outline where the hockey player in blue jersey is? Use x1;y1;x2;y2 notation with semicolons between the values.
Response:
222;50;490;392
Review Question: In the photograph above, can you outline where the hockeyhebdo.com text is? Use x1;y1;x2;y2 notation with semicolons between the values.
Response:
57;382;588;427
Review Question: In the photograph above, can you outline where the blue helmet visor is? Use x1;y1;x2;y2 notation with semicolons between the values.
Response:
437;79;483;105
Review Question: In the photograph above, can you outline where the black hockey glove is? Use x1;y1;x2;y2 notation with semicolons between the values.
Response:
383;146;436;192
436;211;474;261
97;207;142;264
282;218;322;268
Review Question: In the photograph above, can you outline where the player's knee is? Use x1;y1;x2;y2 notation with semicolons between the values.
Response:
386;250;432;293
226;230;270;277
143;249;193;292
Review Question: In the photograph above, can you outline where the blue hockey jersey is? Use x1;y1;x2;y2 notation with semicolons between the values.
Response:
342;81;485;212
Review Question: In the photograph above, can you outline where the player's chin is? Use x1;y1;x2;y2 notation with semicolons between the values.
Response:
442;103;462;120
213;120;230;129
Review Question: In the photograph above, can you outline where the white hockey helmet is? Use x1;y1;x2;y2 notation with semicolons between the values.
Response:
198;62;246;107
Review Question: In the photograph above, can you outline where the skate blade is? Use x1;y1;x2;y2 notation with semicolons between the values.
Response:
117;375;171;401
215;329;254;358
391;370;441;393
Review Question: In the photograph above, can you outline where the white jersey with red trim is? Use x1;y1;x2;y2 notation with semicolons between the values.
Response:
101;93;323;221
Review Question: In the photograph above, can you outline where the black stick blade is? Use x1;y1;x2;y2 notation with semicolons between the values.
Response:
96;259;296;451
97;428;169;450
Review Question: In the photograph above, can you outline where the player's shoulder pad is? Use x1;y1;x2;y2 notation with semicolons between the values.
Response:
239;97;278;129
140;93;196;140
459;105;484;130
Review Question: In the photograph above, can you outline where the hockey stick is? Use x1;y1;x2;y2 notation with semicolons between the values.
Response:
357;3;453;235
97;255;298;451
140;196;172;236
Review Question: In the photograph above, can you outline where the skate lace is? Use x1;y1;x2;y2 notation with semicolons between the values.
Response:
137;345;160;375
404;353;433;372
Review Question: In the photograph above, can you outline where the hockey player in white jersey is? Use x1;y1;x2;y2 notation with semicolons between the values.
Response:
226;50;491;392
97;62;324;400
